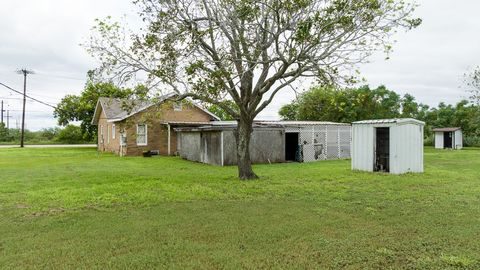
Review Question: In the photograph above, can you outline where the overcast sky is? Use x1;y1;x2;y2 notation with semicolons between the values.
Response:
0;0;479;130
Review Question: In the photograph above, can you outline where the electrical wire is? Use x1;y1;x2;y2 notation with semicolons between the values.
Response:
0;82;57;109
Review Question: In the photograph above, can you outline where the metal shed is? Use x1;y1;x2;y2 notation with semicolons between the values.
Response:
175;121;351;166
351;118;424;174
432;127;462;149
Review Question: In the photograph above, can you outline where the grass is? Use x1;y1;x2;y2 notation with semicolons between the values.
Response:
1;147;480;269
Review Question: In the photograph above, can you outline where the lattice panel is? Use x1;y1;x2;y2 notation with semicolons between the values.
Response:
286;125;351;162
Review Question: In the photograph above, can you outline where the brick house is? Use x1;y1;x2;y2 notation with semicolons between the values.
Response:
91;94;220;156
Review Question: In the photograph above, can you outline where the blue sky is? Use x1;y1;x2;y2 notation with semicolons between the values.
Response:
0;0;479;130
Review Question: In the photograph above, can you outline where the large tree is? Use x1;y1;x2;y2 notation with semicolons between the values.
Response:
54;81;138;140
85;0;420;179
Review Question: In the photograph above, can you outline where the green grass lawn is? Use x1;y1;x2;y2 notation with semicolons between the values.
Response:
1;147;480;269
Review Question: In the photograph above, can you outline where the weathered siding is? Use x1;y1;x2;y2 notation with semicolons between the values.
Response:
222;129;285;165
178;128;285;166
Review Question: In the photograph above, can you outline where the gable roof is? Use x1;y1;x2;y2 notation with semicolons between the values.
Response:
91;93;220;125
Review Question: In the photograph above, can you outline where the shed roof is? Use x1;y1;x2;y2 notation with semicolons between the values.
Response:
432;127;461;132
352;118;425;126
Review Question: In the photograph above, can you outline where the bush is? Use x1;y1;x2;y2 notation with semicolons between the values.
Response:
424;135;434;146
464;136;480;147
55;125;85;144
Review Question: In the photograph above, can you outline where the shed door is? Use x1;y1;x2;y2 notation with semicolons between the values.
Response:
444;132;452;148
285;132;300;161
374;127;390;172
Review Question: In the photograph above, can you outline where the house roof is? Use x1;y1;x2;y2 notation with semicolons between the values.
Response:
432;127;461;132
352;118;425;126
91;93;220;125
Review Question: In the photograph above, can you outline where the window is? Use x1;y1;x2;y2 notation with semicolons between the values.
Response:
107;125;110;143
173;101;182;111
136;124;147;146
112;124;116;139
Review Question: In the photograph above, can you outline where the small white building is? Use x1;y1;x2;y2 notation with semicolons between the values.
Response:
351;118;424;174
432;127;463;150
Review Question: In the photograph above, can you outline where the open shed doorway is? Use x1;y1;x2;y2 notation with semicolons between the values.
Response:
375;127;390;172
444;131;453;148
285;132;299;162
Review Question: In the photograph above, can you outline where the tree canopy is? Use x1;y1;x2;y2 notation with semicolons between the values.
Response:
279;85;480;143
85;0;420;179
54;81;138;140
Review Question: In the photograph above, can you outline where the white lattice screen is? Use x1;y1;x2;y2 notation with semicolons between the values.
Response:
286;124;351;162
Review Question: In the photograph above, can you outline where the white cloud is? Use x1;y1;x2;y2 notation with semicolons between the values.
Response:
1;0;479;129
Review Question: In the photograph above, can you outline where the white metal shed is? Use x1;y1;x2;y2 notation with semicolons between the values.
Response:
432;127;462;149
351;118;424;174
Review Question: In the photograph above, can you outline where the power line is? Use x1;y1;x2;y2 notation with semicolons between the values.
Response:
0;82;56;109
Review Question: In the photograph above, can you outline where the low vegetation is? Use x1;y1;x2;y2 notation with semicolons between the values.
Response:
0;123;92;145
1;147;479;269
280;85;480;147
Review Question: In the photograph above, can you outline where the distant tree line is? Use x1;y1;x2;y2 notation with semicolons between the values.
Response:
279;85;480;146
0;123;92;145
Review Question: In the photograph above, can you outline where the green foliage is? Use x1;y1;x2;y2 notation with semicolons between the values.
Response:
54;80;134;141
0;125;90;144
55;125;85;144
206;100;239;120
280;85;480;142
280;85;407;122
1;147;480;268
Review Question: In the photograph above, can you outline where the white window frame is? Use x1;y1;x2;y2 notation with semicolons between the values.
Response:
136;123;148;146
112;124;116;139
173;101;182;111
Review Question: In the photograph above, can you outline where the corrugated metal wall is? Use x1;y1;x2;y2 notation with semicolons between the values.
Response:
390;124;424;174
351;124;374;172
455;130;463;149
352;122;424;174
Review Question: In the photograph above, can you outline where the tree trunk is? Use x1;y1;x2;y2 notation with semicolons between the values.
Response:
235;117;258;180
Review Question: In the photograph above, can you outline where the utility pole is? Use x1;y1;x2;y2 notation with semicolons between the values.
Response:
16;69;34;147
